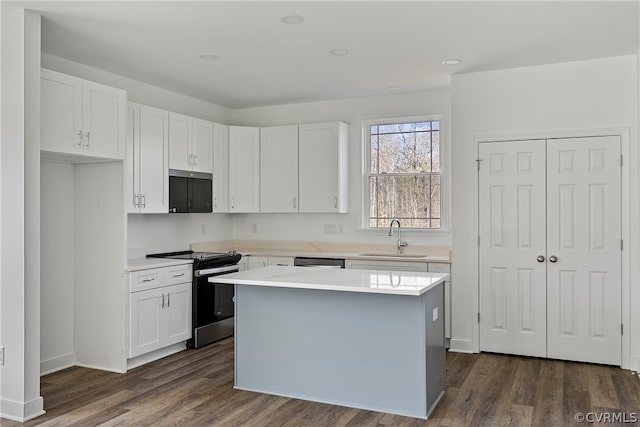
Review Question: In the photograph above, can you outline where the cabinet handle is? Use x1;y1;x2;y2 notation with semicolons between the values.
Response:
188;154;193;165
77;131;83;147
193;154;198;165
334;196;338;208
84;131;90;147
134;194;140;208
141;194;146;208
172;272;185;277
214;197;217;208
231;198;235;209
161;293;165;308
293;196;297;209
167;292;170;307
142;277;155;282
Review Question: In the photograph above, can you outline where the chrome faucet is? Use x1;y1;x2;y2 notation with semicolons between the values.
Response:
388;218;408;254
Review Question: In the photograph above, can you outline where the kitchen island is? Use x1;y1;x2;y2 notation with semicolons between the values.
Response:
209;266;449;420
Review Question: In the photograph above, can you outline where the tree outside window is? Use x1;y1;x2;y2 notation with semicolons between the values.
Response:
368;119;441;229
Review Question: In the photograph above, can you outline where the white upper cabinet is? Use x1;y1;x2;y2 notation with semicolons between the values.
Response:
260;125;299;213
192;118;213;173
169;112;213;173
229;126;260;212
41;68;126;160
212;123;230;212
298;122;349;213
127;103;169;213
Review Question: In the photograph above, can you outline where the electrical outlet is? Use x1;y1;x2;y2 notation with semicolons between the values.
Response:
0;346;4;365
324;224;336;235
251;224;258;234
200;224;206;235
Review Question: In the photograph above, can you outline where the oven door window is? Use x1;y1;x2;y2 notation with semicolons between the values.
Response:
195;277;234;327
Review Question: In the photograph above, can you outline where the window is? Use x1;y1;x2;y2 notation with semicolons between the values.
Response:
366;117;442;229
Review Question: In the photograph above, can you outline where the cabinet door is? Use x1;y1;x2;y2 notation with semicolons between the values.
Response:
82;80;126;159
229;126;260;212
299;122;349;213
260;125;299;212
169;112;192;170
268;256;295;266
192;118;213;173
40;69;83;154
248;256;268;269
165;283;192;344
345;259;428;272
138;105;169;213
212;123;229;212
129;288;163;358
126;103;139;213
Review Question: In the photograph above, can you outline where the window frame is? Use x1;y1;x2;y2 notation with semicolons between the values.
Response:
361;114;450;234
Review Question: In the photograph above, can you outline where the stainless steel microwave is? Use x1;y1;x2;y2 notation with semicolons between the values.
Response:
168;169;212;213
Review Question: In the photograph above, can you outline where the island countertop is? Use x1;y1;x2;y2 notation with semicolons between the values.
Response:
209;265;448;296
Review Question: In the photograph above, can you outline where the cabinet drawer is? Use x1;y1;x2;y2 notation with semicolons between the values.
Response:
427;262;451;275
165;265;192;285
129;268;165;292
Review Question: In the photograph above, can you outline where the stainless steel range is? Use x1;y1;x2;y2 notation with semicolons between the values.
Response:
147;250;242;348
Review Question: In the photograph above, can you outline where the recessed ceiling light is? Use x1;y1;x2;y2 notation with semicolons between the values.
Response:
199;54;220;61
330;49;349;56
281;15;305;25
442;59;462;66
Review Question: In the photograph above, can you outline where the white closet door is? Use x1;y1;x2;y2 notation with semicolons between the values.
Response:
479;140;548;357
546;136;621;365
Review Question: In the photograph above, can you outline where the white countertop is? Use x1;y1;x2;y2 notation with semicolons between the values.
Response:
209;265;448;296
126;257;193;271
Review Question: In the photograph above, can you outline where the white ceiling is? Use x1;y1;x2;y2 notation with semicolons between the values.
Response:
5;1;639;109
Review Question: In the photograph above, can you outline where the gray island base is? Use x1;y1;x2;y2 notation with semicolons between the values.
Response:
210;266;448;420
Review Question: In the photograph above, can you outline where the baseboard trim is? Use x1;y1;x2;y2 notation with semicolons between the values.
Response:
449;338;474;354
0;396;45;422
41;352;75;376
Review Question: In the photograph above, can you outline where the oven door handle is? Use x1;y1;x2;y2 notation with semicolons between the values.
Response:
195;265;239;277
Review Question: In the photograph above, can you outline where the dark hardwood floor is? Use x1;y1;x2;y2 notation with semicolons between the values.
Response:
3;338;639;426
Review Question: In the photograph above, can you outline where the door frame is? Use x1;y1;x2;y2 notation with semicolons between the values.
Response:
473;127;631;368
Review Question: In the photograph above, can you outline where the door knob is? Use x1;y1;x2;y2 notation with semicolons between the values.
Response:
549;255;558;263
537;255;545;263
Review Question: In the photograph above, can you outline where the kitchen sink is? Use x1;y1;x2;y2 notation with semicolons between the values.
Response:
358;253;429;258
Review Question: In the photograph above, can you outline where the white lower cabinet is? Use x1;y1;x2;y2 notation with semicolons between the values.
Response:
128;266;192;359
346;259;451;340
249;256;268;270
267;256;295;266
238;255;283;270
345;259;428;272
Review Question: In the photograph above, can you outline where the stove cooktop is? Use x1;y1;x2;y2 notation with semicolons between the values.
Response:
147;250;241;266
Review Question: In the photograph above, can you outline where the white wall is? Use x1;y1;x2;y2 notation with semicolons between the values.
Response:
0;8;44;422
42;54;232;124
451;55;639;360
127;213;234;256
40;162;75;374
231;90;452;247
